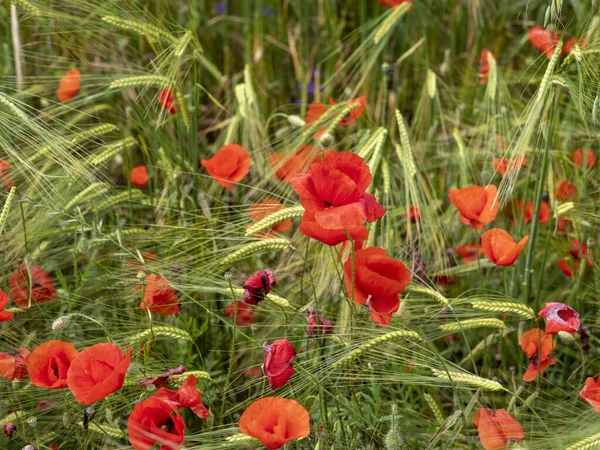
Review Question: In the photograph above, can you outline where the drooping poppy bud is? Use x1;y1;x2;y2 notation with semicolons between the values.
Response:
243;270;276;305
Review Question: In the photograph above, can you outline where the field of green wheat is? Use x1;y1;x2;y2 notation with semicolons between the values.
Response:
1;0;600;449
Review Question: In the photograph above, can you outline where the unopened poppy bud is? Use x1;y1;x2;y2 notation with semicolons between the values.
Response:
22;445;37;450
52;315;70;331
145;383;157;393
319;133;334;149
3;422;16;438
137;270;146;280
26;416;36;428
83;407;95;430
287;115;306;127
557;330;578;347
224;271;233;281
384;405;408;450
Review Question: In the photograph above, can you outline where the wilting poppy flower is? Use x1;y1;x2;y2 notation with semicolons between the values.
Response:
224;301;255;327
27;340;78;389
290;152;385;246
493;157;527;176
524;200;551;224
130;165;148;188
378;0;410;7
247;200;292;237
141;274;179;316
481;228;529;266
306;306;334;337
9;264;56;309
538;302;580;335
473;407;525;450
479;50;496;86
528;26;560;59
520;328;556;382
57;68;81;103
263;339;295;390
406;205;421;223
201;144;251;190
343;247;411;326
580;376;600;414
564;37;587;55
159;89;176;114
573;149;595;168
0;348;29;381
3;422;16;437
0;289;14;322
138;366;185;389
239;397;310;449
243;270;275;305
127;396;185;450
268;145;327;183
67;343;131;404
0;159;14;189
555;181;578;201
455;244;481;263
153;374;210;419
448;184;499;229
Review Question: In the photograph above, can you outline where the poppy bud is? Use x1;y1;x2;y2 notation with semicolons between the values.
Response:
51;315;70;331
22;445;37;450
557;330;578;347
243;270;276;305
83;407;95;431
224;271;234;281
26;417;37;428
3;422;16;438
319;133;334;149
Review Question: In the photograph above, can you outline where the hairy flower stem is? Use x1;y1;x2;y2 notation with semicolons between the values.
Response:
220;278;238;424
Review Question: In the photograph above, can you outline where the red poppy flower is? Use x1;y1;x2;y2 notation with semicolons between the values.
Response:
406;205;421;223
225;301;255;327
555;181;578;201
290;152;385;245
473;407;525;450
201;144;251;190
573;149;595;168
67;343;131;404
243;270;275;305
343;247;411;326
378;0;410;7
306;102;329;124
9;264;56;309
268;145;326;183
0;159;14;189
568;239;593;264
524;200;551;224
0;289;14;322
434;275;456;285
455;244;481;263
564;37;587;55
479;49;496;86
27;340;78;389
141;274;179;316
448;184;499;229
239;397;310;449
580;376;600;414
57;68;81;103
481;228;529;266
244;367;263;378
538;302;580;335
247;200;292;237
159;89;176;114
493;157;527;176
130;165;148;188
0;348;29;381
263;339;295;390
153;374;210;419
306;306;334;337
528;26;560;59
520;328;556;382
127;396;185;450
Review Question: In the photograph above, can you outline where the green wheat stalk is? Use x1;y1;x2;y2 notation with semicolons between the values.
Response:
431;369;504;391
219;238;292;268
439;318;505;333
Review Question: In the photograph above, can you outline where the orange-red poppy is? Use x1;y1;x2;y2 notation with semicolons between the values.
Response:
268;145;329;182
343;247;411;326
201;144;251;190
239;397;310;449
481;228;528;266
248;200;292;237
141;274;179;316
127;396;185;450
263;339;295;390
243;270;276;305
290;152;385;246
479;49;496;86
564;37;587;55
473;407;525;450
0;348;29;381
580;376;600;414
27;340;78;389
493;157;527;176
520;328;556;382
573;149;595;168
538;302;580;335
153;374;210;420
57;69;81;103
67;343;131;404
448;184;499;229
159;89;177;114
225;300;255;327
0;159;14;189
0;289;14;322
528;26;560;59
524;200;551;224
130;165;148;188
568;239;593;264
455;244;481;263
557;258;578;278
555;181;578;201
9;264;56;309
